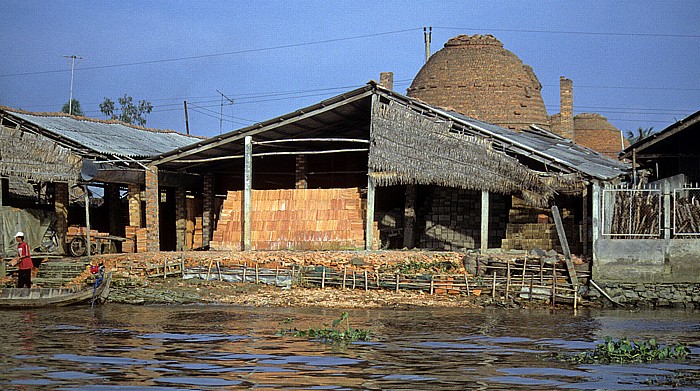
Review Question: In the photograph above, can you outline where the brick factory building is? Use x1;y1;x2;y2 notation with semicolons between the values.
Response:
408;34;627;160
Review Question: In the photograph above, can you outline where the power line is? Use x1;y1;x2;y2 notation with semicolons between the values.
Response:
435;26;700;39
0;28;422;78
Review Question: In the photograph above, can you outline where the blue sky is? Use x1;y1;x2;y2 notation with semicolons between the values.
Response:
1;1;698;138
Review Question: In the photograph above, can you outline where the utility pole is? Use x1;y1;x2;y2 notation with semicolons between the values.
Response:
63;54;83;115
423;27;432;63
216;89;234;134
183;101;190;135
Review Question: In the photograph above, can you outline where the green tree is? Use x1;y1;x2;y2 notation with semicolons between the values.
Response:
61;99;84;116
99;94;153;126
625;127;655;144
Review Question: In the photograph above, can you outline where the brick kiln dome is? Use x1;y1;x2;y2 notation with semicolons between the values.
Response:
407;34;550;131
574;113;627;159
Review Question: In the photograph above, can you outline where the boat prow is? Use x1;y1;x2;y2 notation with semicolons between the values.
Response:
0;272;112;309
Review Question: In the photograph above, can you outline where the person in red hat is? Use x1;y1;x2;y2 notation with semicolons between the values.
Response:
10;232;32;288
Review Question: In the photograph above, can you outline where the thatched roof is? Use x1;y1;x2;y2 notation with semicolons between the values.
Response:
0;125;82;182
369;100;578;206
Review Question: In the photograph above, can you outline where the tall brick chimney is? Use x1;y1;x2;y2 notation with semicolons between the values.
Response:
560;76;574;141
379;72;394;91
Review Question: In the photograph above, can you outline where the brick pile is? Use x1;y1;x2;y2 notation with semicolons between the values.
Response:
211;188;379;251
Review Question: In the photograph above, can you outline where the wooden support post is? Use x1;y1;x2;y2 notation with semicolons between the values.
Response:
464;271;470;295
430;274;434;295
574;288;578;310
84;185;92;259
352;271;356;289
395;274;400;293
255;264;259;284
552;205;579;288
376;272;379;288
481;190;489;251
206;259;213;281
364;270;368;291
243;135;253;251
492;271;497;299
552;264;557;307
403;185;416;249
217;261;222;281
506;261;511;299
163;259;167;280
321;267;326;289
181;252;185;280
342;266;347;289
521;258;527;287
242;264;247;282
529;273;534;301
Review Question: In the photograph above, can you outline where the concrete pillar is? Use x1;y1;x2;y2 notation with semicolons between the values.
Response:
243;136;252;251
295;155;308;189
202;174;214;248
127;183;142;227
663;181;671;239
365;176;376;250
402;185;416;249
144;166;160;252
175;187;186;251
481;190;489;251
592;181;601;262
54;182;69;254
582;186;589;256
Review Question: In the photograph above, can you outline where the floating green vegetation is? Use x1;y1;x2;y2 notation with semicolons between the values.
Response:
278;312;371;344
567;336;690;364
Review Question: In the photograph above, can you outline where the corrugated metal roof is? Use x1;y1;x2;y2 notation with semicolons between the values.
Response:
10;112;200;158
442;113;630;180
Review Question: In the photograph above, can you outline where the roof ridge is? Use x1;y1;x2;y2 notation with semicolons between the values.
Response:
0;105;204;139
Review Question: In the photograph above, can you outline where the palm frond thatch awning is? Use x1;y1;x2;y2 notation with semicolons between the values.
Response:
369;100;577;206
0;126;82;182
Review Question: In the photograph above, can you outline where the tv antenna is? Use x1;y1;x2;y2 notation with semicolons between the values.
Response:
63;54;83;115
216;89;235;134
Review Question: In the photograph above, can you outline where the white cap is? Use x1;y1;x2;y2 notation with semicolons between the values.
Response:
15;232;24;237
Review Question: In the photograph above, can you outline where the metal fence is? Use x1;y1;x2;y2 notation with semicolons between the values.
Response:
673;186;700;237
602;185;662;238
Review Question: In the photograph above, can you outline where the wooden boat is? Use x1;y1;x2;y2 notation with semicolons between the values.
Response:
0;272;112;309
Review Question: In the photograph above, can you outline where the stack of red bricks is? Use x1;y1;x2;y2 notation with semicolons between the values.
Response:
211;188;379;251
123;226;148;253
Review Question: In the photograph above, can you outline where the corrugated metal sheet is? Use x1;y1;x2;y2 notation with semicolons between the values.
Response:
11;113;199;158
437;111;630;181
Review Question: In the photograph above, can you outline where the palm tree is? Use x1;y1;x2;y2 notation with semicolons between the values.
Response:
625;127;655;144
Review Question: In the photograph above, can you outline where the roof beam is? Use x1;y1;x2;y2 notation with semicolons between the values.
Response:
152;90;373;166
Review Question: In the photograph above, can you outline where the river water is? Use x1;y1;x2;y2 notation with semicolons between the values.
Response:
0;305;698;390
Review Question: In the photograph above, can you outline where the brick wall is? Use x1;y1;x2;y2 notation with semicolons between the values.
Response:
175;187;186;251
295;155;308;189
417;187;507;250
202;174;214;247
559;76;574;140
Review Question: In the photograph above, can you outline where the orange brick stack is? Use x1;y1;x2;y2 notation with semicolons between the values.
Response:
67;226;109;242
210;188;379;251
123;226;137;253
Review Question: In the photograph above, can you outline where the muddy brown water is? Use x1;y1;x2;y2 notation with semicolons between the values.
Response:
0;305;698;390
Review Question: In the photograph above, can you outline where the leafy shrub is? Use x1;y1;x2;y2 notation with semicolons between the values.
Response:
279;312;371;344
